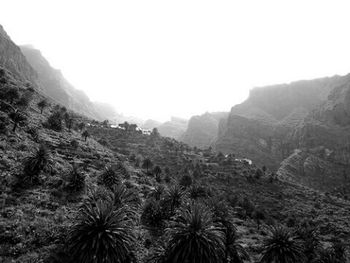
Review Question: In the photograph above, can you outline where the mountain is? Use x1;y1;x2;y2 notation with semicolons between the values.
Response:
180;112;228;148
215;74;350;195
0;25;39;86
157;117;188;139
20;45;119;121
141;119;162;130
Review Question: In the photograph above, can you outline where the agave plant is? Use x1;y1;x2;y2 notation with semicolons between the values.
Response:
164;202;225;263
260;225;305;263
68;200;136;263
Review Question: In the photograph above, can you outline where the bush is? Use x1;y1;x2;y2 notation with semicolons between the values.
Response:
22;144;52;184
26;126;40;142
141;198;164;228
45;111;63;131
65;164;85;194
70;139;79;149
179;174;192;188
98;166;120;188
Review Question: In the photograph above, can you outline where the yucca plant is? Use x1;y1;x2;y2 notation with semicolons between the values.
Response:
164;202;225;263
110;184;141;211
68;200;136;263
23;144;51;183
260;225;305;263
99;166;120;188
162;184;183;217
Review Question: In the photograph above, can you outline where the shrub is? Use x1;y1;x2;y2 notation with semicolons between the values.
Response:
179;174;192;188
142;158;153;173
70;139;79;149
26;126;40;142
23;144;51;184
65;164;85;194
141;198;164;228
9;111;27;132
45;111;63;131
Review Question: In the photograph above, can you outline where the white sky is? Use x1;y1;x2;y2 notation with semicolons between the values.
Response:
1;0;350;121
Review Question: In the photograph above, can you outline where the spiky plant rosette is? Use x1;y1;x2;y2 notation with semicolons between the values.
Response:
164;202;225;263
68;200;136;263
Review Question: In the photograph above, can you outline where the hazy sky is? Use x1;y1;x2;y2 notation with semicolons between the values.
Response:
1;1;350;121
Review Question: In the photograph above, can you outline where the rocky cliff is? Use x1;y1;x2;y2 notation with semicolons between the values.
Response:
216;75;348;169
180;112;228;148
0;25;39;86
157;117;188;139
20;45;117;120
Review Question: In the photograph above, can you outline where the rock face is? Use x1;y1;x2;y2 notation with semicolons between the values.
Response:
215;73;350;194
180;112;228;148
0;25;39;86
216;75;349;169
20;45;116;120
157;117;188;139
0;24;119;121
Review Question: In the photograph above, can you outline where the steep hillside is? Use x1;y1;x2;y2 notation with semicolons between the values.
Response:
1;66;349;262
180;112;228;149
0;26;39;86
216;75;349;169
20;45;117;121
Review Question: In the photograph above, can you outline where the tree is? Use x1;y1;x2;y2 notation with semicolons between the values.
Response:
68;200;136;263
142;158;153;173
81;130;90;141
23;144;51;183
37;99;48;114
9;110;27;132
164;203;225;263
260;226;305;263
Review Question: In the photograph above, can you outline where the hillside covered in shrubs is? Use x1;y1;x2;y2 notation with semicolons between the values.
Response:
0;65;349;262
